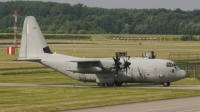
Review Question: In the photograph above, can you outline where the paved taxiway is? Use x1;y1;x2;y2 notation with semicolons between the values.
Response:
63;96;200;112
0;83;200;90
1;83;200;112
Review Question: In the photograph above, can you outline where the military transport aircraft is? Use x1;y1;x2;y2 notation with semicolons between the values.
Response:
16;16;187;87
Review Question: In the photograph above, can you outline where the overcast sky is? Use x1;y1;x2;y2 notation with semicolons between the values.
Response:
1;0;200;11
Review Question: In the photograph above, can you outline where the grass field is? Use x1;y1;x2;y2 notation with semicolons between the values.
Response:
1;40;200;65
1;87;200;112
0;70;81;84
1;37;200;112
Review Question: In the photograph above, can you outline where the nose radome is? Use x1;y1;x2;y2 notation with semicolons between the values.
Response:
176;70;187;79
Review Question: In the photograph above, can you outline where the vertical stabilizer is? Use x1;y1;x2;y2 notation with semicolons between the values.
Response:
19;16;52;60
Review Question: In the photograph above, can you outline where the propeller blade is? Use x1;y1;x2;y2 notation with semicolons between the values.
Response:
113;52;121;75
128;56;130;60
116;65;118;74
113;52;131;75
116;52;118;60
113;57;116;62
123;56;131;75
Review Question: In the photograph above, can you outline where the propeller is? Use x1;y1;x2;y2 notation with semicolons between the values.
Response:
113;52;121;75
123;56;131;74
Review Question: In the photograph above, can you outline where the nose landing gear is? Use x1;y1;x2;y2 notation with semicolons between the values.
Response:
163;82;170;87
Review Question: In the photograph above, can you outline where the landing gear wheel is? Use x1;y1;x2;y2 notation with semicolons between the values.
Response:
115;82;122;86
106;84;114;86
97;84;105;86
163;82;170;87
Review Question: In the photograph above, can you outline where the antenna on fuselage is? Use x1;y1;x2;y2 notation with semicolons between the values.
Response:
151;50;156;59
74;36;76;53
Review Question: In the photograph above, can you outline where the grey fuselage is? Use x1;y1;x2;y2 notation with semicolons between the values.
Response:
41;53;186;84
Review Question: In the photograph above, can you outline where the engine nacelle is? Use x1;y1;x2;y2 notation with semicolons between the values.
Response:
67;66;102;73
94;60;115;69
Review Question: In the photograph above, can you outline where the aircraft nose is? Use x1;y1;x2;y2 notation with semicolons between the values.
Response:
176;70;187;79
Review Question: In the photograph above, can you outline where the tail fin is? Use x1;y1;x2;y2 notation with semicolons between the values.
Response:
18;16;52;60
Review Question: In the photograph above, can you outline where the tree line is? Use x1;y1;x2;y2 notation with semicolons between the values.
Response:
0;1;200;35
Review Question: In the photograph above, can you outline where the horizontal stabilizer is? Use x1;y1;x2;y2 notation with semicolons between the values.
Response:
15;58;41;62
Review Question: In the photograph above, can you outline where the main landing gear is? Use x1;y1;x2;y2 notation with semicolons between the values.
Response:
163;82;170;87
114;82;122;86
97;82;122;86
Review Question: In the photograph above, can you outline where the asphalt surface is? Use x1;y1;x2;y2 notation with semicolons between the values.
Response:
1;83;200;112
62;96;200;112
1;83;200;89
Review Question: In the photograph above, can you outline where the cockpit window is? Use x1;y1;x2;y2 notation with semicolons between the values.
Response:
166;62;177;67
175;66;180;70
